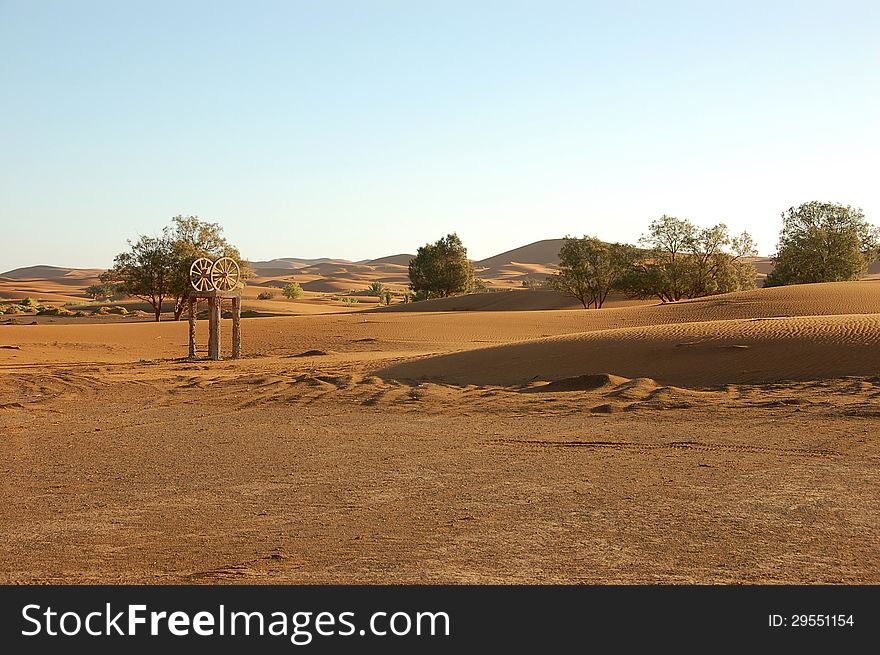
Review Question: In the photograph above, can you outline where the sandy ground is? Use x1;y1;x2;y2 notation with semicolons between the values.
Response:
1;281;879;583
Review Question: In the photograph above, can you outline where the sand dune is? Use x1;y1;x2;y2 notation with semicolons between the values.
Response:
383;278;880;319
359;254;415;266
381;289;652;312
473;239;563;270
249;257;350;269
377;280;880;386
0;265;104;280
377;314;880;387
381;290;582;311
0;268;103;303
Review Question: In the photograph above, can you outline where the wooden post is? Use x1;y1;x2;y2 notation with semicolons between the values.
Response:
232;295;241;359
188;297;196;359
208;295;221;360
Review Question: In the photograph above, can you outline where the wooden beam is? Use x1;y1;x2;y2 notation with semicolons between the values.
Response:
208;297;221;360
231;296;241;359
188;297;196;359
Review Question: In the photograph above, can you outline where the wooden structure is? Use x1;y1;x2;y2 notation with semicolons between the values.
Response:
186;257;242;360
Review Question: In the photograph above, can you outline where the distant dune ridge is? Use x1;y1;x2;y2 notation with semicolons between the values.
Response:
0;264;104;280
3;238;880;314
1;240;570;304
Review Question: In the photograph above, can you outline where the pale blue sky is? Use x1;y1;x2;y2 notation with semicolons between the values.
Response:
1;0;878;269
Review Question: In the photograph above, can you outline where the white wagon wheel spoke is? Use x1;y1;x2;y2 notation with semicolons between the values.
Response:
210;257;241;292
189;257;215;292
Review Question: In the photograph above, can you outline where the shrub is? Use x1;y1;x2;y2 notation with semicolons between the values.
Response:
282;282;304;299
85;283;116;300
37;305;74;316
257;290;274;300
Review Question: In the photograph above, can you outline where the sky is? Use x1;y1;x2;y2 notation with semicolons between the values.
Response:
1;0;878;270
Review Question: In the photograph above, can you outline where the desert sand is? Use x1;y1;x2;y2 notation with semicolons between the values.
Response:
1;276;878;584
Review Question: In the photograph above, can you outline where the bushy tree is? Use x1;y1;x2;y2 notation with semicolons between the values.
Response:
623;216;697;302
84;282;115;300
102;215;249;321
167;215;251;319
408;233;475;298
368;281;386;297
764;202;879;286
100;235;175;321
548;236;637;308
619;216;757;302
282;282;304;299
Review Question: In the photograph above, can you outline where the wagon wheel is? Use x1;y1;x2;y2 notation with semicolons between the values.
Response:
210;257;241;292
189;257;215;292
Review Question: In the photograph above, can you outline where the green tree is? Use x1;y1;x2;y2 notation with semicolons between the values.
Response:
84;282;115;300
167;215;251;320
102;215;249;321
368;281;386;297
619;216;757;302
684;225;757;297
548;236;637;308
631;215;697;302
764;202;879;286
100;235;175;321
408;233;475;298
282;282;304;299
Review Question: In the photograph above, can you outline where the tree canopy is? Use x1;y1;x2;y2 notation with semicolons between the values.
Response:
408;233;475;299
166;215;251;319
85;282;115;300
102;215;249;321
764;202;879;287
100;235;175;322
548;236;637;308
618;216;757;302
282;282;304;299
